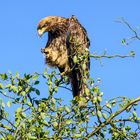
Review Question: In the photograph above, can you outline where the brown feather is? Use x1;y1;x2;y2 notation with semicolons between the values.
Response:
37;16;90;97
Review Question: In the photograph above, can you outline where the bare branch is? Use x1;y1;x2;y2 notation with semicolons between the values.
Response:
116;18;140;44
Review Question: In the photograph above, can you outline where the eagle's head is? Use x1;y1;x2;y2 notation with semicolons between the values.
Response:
37;16;67;37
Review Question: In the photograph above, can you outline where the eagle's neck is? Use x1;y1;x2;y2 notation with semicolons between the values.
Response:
49;22;69;37
49;29;66;37
47;27;67;47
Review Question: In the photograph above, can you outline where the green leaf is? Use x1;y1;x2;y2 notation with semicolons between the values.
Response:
0;73;8;80
29;136;37;139
0;98;3;104
82;63;86;70
122;39;126;45
11;86;17;93
106;103;111;109
16;108;22;113
35;89;40;95
66;119;72;125
97;110;102;118
58;106;64;111
32;74;39;81
2;102;5;108
16;72;19;78
34;81;40;85
7;101;12;107
73;56;78;64
18;86;22;92
25;87;30;93
126;125;131;131
97;96;102;102
65;106;71;113
21;91;26;96
53;122;58;128
27;102;32;107
74;133;82;138
92;97;97;103
92;111;95;116
85;88;90;95
78;97;87;107
129;132;137;136
102;113;107;120
93;87;99;94
122;128;126;136
24;74;31;80
51;98;56;104
99;92;104;97
132;111;137;117
21;112;26;118
137;117;140;121
130;51;135;57
7;135;14;139
0;99;5;108
40;112;46;119
54;86;58;92
0;83;4;89
113;132;119;138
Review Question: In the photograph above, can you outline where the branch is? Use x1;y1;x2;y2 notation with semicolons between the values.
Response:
0;123;14;133
117;18;140;40
58;85;72;92
87;96;140;138
0;91;16;101
90;53;134;59
2;117;16;129
113;118;140;124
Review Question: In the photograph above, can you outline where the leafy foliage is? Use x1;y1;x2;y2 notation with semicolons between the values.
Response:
0;18;140;140
0;70;140;140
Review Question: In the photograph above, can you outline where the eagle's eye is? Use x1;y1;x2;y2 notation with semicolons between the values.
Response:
37;23;48;30
42;23;48;28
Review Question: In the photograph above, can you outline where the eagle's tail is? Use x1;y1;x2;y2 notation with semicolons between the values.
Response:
70;68;89;97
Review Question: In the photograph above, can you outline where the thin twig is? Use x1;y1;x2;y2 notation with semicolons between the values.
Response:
116;18;140;40
90;53;133;59
87;96;140;138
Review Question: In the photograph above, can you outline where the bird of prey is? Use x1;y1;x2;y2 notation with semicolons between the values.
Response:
37;16;90;97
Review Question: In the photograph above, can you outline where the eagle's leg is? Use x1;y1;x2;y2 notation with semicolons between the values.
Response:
60;64;71;76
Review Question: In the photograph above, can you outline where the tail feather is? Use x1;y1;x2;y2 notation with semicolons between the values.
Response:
70;68;88;97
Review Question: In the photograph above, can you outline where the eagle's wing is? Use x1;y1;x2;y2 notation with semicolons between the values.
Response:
66;17;90;97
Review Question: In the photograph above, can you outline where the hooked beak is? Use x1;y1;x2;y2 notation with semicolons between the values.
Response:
38;29;43;37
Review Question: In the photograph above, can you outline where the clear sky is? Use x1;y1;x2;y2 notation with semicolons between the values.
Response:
0;1;140;102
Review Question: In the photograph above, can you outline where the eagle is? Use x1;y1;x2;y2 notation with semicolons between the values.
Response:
37;16;90;97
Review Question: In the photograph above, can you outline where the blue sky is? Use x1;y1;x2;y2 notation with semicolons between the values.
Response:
0;0;140;101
